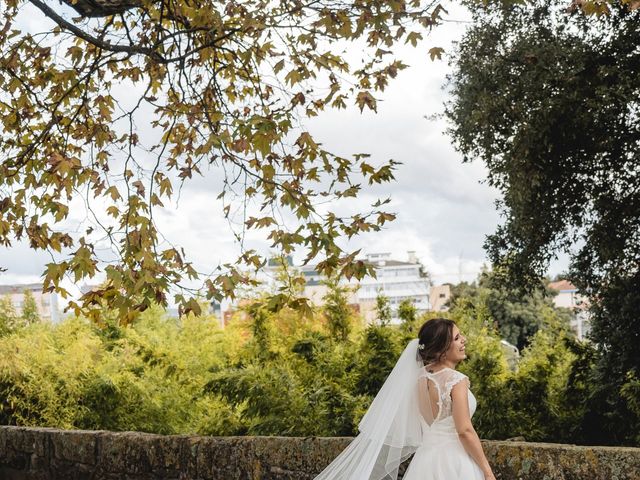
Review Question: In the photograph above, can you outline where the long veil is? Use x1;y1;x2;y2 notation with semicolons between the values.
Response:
314;338;423;480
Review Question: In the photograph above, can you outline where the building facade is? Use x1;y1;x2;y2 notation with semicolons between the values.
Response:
429;284;452;312
264;252;431;325
548;279;590;340
0;283;60;323
355;252;430;324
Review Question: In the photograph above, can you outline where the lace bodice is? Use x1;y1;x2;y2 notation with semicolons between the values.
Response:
417;367;472;425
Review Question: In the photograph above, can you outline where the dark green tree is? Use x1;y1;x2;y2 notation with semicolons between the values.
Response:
450;271;571;351
446;0;640;444
355;325;400;397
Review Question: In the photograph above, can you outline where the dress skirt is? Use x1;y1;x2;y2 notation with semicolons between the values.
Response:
402;418;485;480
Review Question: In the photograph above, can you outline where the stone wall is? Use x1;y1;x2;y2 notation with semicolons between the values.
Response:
1;426;639;480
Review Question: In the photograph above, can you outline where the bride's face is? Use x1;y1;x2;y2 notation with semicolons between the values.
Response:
445;325;466;363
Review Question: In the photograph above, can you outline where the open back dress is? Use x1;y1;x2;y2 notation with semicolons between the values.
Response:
401;367;485;480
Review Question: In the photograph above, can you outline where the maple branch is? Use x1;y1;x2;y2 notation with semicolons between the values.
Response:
28;0;238;65
28;0;163;60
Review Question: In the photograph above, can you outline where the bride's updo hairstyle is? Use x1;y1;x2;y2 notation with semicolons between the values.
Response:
417;318;455;365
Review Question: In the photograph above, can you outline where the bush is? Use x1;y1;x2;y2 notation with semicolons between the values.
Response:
0;289;626;445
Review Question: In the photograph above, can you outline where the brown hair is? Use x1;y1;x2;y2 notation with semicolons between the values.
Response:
417;318;456;365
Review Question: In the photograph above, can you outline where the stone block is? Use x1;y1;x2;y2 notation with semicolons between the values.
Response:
183;435;200;478
483;440;640;480
0;466;31;480
0;426;6;453
96;431;153;475
30;451;51;473
0;446;29;471
144;434;192;477
195;436;254;480
270;436;351;476
50;458;96;480
4;426;48;456
50;429;97;465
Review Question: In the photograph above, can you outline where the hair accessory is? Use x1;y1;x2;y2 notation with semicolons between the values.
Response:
417;343;425;350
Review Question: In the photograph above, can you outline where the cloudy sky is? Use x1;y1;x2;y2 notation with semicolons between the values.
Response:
0;2;568;300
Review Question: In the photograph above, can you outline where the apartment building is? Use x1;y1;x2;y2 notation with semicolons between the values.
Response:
355;252;430;324
263;252;430;325
0;283;60;323
548;279;590;340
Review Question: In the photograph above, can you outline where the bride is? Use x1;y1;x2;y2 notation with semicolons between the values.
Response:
314;318;496;480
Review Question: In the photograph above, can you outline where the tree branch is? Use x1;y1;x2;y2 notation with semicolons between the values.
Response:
28;0;163;61
29;0;238;66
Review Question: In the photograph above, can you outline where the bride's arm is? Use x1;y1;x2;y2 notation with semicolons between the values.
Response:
451;381;496;480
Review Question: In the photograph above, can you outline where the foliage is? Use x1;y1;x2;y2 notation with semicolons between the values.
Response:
0;309;242;434
620;371;640;445
375;291;392;326
452;292;513;439
450;270;571;350
554;334;602;443
20;290;40;326
322;277;355;342
209;301;370;436
446;0;640;444
0;318;104;427
505;314;577;442
397;299;418;333
0;0;458;322
354;324;403;397
0;295;17;336
244;302;274;361
452;289;592;443
0;276;629;445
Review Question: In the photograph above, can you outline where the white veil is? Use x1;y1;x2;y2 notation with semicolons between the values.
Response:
315;338;423;480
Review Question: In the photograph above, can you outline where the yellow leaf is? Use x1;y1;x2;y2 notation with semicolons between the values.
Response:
429;47;445;61
355;91;377;113
106;206;120;218
253;133;272;157
159;177;173;197
274;59;285;74
405;31;423;47
150;193;164;207
296;132;318;150
262;164;276;181
105;186;121;201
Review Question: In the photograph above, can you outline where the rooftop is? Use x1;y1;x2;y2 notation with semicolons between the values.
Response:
548;279;577;292
0;283;44;294
367;259;417;267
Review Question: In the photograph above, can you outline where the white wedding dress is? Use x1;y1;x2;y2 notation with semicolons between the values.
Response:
402;367;485;480
313;340;485;480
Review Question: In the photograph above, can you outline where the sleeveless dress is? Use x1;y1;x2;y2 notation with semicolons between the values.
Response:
402;367;485;480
